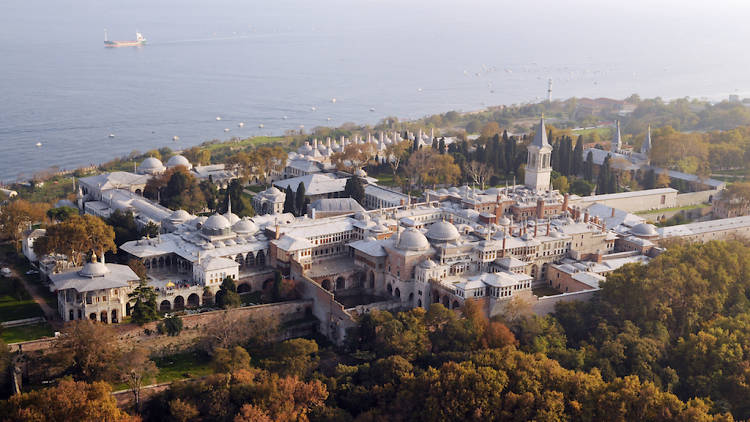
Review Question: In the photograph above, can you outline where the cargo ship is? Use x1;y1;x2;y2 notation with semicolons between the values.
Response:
104;30;146;48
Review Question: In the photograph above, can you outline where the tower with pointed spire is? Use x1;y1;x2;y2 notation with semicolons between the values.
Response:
524;116;553;192
640;125;652;157
611;120;622;152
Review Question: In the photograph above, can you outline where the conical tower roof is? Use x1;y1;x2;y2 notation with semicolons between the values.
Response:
531;116;550;148
641;125;652;154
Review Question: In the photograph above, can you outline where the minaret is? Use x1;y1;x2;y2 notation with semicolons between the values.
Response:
547;78;553;103
641;125;652;155
524;115;553;192
612;120;622;152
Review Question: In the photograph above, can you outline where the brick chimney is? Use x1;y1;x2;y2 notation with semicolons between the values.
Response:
275;224;280;240
536;198;544;220
534;221;538;237
563;193;570;214
583;210;589;223
611;207;616;218
502;235;506;257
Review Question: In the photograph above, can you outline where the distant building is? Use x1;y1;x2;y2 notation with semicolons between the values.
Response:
524;117;553;192
309;198;365;218
253;186;286;215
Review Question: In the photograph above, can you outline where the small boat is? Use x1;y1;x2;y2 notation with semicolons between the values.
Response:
172;136;180;141
311;106;316;111
108;133;115;138
417;88;422;92
35;142;42;147
258;123;264;128
215;116;222;121
331;98;337;103
282;115;288;120
238;122;245;128
326;117;332;121
224;128;230;132
299;124;304;129
369;107;375;112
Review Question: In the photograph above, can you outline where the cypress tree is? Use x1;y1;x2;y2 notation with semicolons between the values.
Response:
432;137;438;150
439;138;446;155
283;186;295;214
344;176;365;205
597;155;611;194
644;169;656;189
584;151;594;182
295;182;306;216
551;139;560;171
573;135;584;175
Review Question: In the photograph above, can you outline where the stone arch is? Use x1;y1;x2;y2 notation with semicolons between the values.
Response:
262;279;274;290
394;287;401;298
418;299;422;307
173;295;185;310
408;292;414;302
68;309;74;321
256;250;266;267
452;300;460;309
237;283;251;294
387;283;393;295
369;271;375;288
335;276;345;290
441;296;449;307
89;313;97;321
100;311;108;323
160;300;171;312
187;293;200;308
236;254;244;268
215;290;226;307
135;189;142;196
321;279;332;291
245;252;255;267
433;292;440;303
111;309;118;323
158;256;164;268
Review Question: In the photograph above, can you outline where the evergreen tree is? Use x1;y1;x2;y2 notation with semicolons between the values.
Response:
295;182;306;216
551;139;560;171
490;134;500;168
344;176;366;205
283;186;295;214
272;270;283;302
218;276;241;309
643;169;656;189
573;135;584;175
505;134;515;173
438;138;446;154
412;138;419;152
128;280;159;324
431;137;438;150
584;151;594;182
597;155;612;194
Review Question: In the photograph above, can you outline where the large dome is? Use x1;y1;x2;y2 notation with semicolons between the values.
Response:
630;223;658;237
138;157;165;174
233;218;258;234
223;211;240;225
397;227;430;251
166;154;192;169
426;220;459;242
203;214;231;231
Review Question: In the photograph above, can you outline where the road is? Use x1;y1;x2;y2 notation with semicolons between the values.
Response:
9;267;58;323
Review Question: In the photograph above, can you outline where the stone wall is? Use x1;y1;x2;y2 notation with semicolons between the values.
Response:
676;189;719;207
532;289;599;315
296;275;356;345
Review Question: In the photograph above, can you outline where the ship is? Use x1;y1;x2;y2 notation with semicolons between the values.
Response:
104;30;146;48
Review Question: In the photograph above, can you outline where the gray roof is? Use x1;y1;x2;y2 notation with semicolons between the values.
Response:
530;116;550;148
79;172;150;191
274;174;347;196
310;198;365;213
49;263;137;293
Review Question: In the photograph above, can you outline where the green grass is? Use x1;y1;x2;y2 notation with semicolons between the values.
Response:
0;295;44;322
240;291;262;306
634;203;710;216
1;323;54;343
533;286;563;297
152;351;214;384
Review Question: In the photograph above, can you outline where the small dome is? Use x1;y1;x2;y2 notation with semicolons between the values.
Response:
203;214;231;231
166;154;192;169
138;157;165;174
426;220;460;242
437;188;449;195
169;209;191;221
79;261;109;278
419;259;438;269
223;211;240;225
485;187;501;195
498;216;511;226
397;228;430;251
233;218;258;234
631;223;658;237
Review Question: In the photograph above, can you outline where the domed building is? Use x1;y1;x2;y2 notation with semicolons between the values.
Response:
425;220;460;243
201;214;232;238
629;223;659;240
137;157;166;175
252;186;286;215
397;227;430;251
166;154;192;170
232;217;258;235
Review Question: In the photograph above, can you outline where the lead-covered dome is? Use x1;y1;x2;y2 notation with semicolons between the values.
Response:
397;227;430;251
202;214;231;236
426;220;459;242
630;223;658;238
223;211;240;225
79;261;109;278
138;157;166;175
233;218;258;234
166;154;192;170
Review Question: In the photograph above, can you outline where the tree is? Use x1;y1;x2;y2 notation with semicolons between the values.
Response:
384;140;410;179
573;135;584;175
295;182;306;216
344;176;365;205
283;186;295;214
406;149;460;189
107;209;140;246
261;338;319;378
212;345;251;374
569;179;594;196
0;199;47;247
552;174;569;193
2;378;131;422
481;122;501;138
35;214;116;266
438;138;446;154
47;206;78;222
584;150;594;182
331;143;375;172
128;280;159;324
219;276;241;309
465;161;491;189
655;171;671;188
52;320;120;382
0;339;10;397
127;258;147;280
158;315;183;336
117;346;158;411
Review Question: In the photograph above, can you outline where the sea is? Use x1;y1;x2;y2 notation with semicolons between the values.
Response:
2;0;750;183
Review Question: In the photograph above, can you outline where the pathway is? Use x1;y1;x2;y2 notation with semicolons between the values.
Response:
10;267;57;322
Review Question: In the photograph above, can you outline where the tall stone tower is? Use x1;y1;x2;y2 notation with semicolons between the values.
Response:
611;120;622;152
525;116;553;192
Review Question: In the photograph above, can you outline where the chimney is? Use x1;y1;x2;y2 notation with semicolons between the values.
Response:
275;224;280;240
611;207;616;218
502;235;507;257
547;220;550;235
379;131;384;144
313;138;318;149
534;221;538;237
563;193;569;214
431;127;434;140
327;137;332;149
584;211;589;223
368;133;372;143
536;198;544;219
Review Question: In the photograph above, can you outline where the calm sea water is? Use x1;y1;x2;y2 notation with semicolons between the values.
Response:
2;0;750;182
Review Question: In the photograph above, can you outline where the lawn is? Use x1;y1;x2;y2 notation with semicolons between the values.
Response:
532;286;562;297
0;323;54;344
0;295;43;322
634;203;710;216
152;351;214;384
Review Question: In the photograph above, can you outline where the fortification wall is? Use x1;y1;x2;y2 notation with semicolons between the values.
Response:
532;289;599;315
